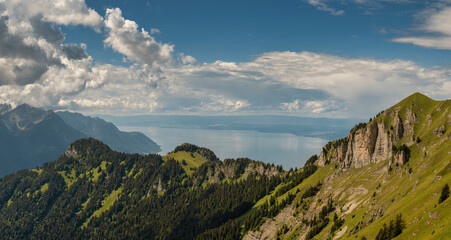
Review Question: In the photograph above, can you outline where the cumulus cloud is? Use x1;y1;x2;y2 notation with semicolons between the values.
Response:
392;6;451;49
29;14;65;45
62;44;88;60
154;51;450;117
177;53;197;65
104;8;174;68
1;0;103;30
0;0;102;87
46;51;449;117
0;15;63;85
0;1;175;114
0;0;107;105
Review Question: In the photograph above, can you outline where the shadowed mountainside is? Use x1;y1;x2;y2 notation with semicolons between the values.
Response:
57;111;160;154
0;105;160;177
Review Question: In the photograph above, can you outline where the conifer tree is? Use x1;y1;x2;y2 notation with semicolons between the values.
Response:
439;183;450;204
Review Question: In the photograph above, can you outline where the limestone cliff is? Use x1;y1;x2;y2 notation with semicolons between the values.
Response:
316;92;446;170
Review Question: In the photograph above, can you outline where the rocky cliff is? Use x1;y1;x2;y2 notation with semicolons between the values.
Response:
316;92;448;170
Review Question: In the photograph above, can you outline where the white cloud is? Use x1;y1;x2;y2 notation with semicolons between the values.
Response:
305;0;417;16
0;0;109;107
104;8;174;68
150;28;161;35
281;99;339;114
177;53;197;65
1;0;103;30
392;6;451;49
281;100;301;112
306;0;344;16
155;51;450;117
0;2;174;115
1;47;449;118
202;99;250;112
0;1;99;87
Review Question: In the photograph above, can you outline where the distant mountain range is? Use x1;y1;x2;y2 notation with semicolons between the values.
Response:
0;104;160;176
56;111;160;155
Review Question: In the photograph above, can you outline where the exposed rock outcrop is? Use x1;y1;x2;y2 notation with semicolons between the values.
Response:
392;151;409;165
434;125;446;136
317;107;418;170
64;145;80;158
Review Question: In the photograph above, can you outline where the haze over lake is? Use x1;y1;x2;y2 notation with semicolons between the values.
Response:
118;126;329;169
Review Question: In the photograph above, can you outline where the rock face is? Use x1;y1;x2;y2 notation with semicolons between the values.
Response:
317;108;417;170
392;151;408;165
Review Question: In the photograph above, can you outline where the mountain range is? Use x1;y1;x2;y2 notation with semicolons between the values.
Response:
0;104;160;176
56;111;160;155
0;93;449;239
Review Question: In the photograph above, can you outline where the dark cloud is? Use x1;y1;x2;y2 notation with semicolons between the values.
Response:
62;44;88;60
0;16;47;61
13;63;49;85
0;16;63;86
30;14;65;45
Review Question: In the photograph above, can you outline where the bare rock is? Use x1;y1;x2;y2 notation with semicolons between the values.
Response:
434;125;446;136
373;122;392;162
403;109;417;137
392;151;408;165
391;115;404;142
64;145;79;158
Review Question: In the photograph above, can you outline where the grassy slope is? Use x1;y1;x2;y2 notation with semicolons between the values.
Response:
83;188;123;228
312;93;450;239
163;151;207;176
243;93;450;239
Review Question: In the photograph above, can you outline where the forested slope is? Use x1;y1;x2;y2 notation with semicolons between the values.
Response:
0;139;286;239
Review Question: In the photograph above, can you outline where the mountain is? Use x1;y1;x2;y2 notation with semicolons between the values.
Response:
0;92;449;239
0;104;85;176
0;104;160;177
57;111;160;154
242;92;450;239
0;140;286;239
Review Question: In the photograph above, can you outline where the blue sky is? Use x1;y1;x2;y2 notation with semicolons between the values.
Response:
67;0;450;67
0;0;450;118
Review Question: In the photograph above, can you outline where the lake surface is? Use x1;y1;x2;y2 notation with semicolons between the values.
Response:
118;126;328;169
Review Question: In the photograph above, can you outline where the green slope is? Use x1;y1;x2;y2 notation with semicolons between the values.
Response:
163;151;207;176
243;93;451;240
0;139;284;240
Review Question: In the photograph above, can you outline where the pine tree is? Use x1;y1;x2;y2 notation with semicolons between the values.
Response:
393;213;405;237
439;183;450;204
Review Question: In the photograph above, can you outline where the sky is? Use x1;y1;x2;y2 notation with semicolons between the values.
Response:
0;0;450;118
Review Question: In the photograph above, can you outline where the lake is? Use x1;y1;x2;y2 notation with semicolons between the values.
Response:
118;126;328;169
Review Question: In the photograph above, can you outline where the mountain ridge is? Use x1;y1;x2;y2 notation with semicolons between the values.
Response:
243;92;450;239
0;139;286;239
316;92;450;170
0;104;160;177
57;111;161;154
